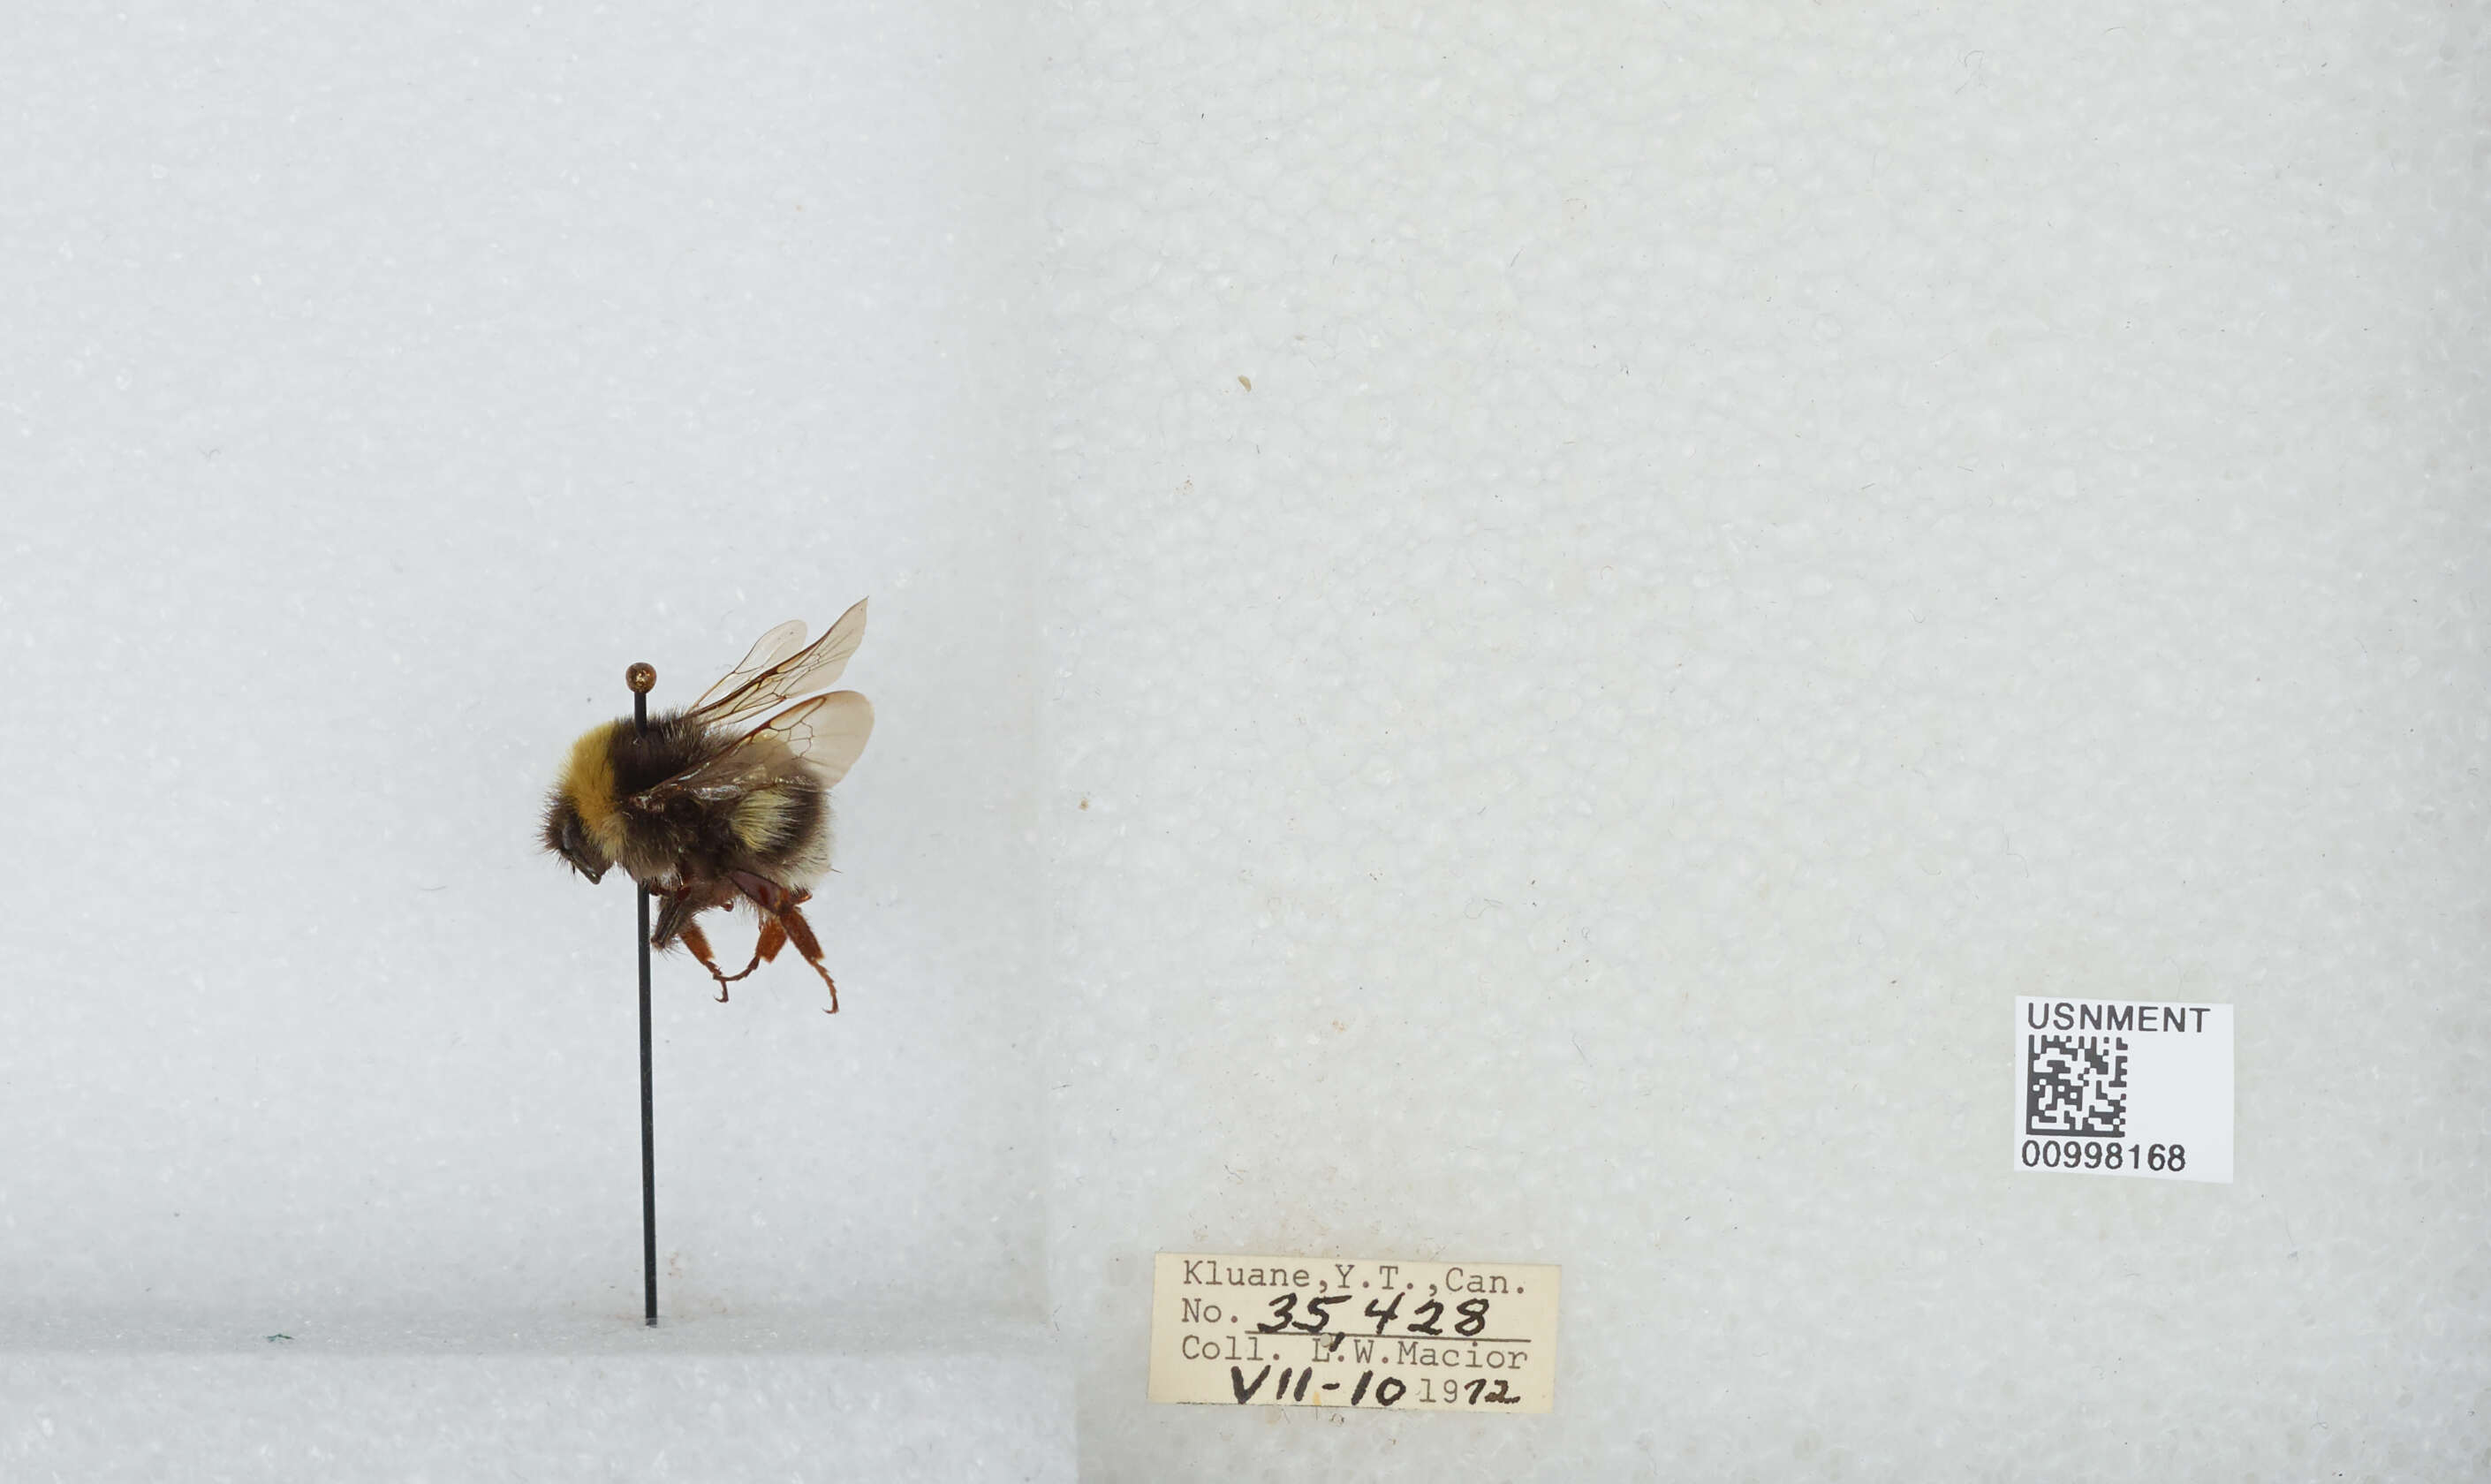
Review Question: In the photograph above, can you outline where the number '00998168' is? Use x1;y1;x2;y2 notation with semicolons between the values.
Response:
2020;1140;2186;1172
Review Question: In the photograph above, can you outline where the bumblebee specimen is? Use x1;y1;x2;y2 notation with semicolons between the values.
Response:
542;600;874;1011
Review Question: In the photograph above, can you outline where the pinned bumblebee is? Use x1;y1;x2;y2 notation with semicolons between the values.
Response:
542;600;874;1011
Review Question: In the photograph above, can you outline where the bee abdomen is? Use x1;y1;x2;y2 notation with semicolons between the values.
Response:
731;778;827;867
731;786;795;851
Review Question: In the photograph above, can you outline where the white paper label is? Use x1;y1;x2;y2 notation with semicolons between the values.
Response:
2014;997;2233;1183
1147;1253;1561;1412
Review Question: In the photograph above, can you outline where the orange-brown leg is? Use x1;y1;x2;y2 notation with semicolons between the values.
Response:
678;919;737;1003
774;902;839;1013
716;915;787;987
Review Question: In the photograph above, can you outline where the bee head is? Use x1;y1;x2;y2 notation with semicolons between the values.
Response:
541;793;610;882
543;721;625;884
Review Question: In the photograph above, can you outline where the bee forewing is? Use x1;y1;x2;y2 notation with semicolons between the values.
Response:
773;690;874;788
660;690;874;802
693;618;808;712
688;597;868;727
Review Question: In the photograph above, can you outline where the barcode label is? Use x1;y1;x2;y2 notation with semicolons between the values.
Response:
2013;998;2232;1183
2026;1034;2130;1137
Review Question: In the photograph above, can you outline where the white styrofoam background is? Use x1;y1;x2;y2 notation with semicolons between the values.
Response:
2;3;1050;1471
11;1332;1073;1483
1039;1;2487;1479
7;0;2487;1480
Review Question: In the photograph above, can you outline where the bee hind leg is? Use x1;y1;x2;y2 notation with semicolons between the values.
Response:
772;902;839;1014
714;915;787;990
722;872;833;1011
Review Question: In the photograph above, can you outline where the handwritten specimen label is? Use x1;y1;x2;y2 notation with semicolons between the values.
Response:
1147;1253;1561;1412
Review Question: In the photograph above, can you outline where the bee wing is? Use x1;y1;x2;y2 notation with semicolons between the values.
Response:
687;598;868;729
690;618;810;714
656;691;876;805
769;689;874;788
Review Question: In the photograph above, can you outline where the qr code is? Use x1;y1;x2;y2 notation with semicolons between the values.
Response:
2025;1034;2128;1138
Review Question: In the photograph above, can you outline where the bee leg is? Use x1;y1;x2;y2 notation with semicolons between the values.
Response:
716;916;787;988
728;870;793;913
773;902;839;1014
677;919;737;1003
649;890;700;951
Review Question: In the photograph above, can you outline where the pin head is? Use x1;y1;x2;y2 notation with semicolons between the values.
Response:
625;662;656;694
